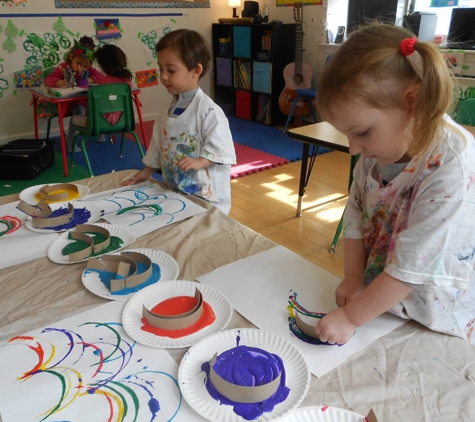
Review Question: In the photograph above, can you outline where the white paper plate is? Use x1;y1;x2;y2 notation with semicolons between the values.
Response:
19;183;90;204
82;248;179;301
47;223;135;264
178;328;311;422
122;280;233;348
279;406;366;422
24;201;104;233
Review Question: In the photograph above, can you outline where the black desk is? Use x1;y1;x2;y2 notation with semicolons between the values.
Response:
286;122;349;216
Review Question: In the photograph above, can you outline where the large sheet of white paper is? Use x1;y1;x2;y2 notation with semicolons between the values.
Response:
196;246;407;378
0;201;58;270
82;183;208;238
0;300;206;422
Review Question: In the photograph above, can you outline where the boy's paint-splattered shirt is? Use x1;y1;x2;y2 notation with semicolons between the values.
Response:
344;117;475;342
143;88;236;214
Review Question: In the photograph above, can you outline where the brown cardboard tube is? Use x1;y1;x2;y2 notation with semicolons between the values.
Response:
68;232;94;262
74;224;110;253
66;225;111;262
17;200;74;228
142;288;204;330
16;200;52;218
209;352;281;403
295;311;320;340
115;252;153;289
39;183;79;201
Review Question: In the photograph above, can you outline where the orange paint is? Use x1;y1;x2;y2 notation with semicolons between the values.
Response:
141;295;216;338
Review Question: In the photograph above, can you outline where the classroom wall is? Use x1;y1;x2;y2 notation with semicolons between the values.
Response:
0;1;328;144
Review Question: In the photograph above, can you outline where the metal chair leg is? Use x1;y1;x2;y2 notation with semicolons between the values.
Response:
283;95;301;133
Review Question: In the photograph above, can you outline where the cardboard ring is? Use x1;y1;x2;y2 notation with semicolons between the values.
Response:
67;224;111;262
17;200;74;229
142;288;204;330
39;183;79;201
209;352;282;403
294;311;320;340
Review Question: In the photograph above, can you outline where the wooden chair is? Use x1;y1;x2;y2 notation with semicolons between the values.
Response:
70;83;144;177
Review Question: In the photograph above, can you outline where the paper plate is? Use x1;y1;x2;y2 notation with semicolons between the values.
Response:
178;328;311;422
47;223;135;264
122;280;233;348
82;248;179;301
279;406;366;422
24;201;104;233
19;183;90;204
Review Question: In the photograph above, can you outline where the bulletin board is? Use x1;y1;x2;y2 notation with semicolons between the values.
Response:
55;0;209;8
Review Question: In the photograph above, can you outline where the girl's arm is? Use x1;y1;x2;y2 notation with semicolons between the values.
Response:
335;238;367;307
45;66;65;88
86;66;104;84
315;271;413;344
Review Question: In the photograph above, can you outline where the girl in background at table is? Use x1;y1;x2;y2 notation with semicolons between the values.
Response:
314;23;475;345
121;29;236;214
45;36;104;151
95;44;133;87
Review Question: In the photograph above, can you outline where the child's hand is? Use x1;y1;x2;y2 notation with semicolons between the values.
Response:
335;276;365;308
121;167;156;186
315;308;357;345
177;157;212;171
87;77;94;84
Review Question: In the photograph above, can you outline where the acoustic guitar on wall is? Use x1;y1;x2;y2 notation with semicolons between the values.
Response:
278;2;314;118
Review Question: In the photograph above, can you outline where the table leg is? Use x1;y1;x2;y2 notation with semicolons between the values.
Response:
133;93;148;150
56;103;69;178
297;142;310;217
30;94;39;139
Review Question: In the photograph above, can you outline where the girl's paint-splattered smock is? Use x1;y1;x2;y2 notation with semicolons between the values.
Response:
143;88;236;214
344;116;475;342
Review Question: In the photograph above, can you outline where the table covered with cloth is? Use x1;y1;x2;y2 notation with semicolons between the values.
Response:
0;170;474;421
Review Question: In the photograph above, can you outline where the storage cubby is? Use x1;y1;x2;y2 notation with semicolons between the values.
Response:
212;23;296;126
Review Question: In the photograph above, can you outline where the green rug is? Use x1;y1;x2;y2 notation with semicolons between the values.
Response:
0;153;90;197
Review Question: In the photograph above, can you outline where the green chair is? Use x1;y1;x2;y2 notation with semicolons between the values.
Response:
70;83;144;177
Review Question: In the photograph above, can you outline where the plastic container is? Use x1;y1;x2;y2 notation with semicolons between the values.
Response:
0;138;55;180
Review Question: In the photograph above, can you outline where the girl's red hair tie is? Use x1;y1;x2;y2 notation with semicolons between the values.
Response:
400;37;417;56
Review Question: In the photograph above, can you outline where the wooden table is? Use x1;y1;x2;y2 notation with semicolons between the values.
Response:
287;122;349;216
29;87;149;178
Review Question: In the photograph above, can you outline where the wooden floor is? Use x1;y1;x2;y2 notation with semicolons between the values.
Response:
229;150;350;278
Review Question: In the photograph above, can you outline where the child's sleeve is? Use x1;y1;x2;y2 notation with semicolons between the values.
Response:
200;105;236;165
87;66;104;83
45;66;64;87
142;116;161;169
343;159;365;239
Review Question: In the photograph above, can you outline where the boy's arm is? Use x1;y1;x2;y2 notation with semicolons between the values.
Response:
316;271;413;344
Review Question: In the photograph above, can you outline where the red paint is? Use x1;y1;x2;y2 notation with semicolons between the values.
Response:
321;406;329;411
141;295;216;338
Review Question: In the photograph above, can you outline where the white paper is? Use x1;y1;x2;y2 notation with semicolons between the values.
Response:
82;184;208;238
0;201;58;270
196;246;407;378
0;301;206;422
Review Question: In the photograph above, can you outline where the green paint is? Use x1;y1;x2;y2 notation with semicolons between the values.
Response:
5;21;19;38
19;29;25;37
81;322;122;365
53;16;66;33
117;204;162;217
102;384;130;422
118;22;123;32
61;233;124;257
171;18;176;23
2;37;16;54
0;25;3;34
66;29;75;37
137;32;142;38
76;32;80;38
110;381;140;421
0;58;3;62
39;370;67;422
93;21;97;30
462;65;470;70
13;90;17;96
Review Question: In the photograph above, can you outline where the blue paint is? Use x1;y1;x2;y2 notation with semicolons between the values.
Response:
201;345;290;421
41;206;92;230
84;263;161;295
148;398;160;415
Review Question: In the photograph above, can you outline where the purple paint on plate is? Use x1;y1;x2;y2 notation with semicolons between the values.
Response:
201;345;290;420
44;206;92;230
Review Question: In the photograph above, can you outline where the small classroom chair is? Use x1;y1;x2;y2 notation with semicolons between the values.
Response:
70;83;144;177
282;88;318;133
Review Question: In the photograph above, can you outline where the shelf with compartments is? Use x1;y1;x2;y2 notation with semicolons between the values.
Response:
212;22;296;126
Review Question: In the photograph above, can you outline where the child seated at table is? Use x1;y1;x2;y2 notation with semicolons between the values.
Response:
95;44;133;87
121;29;236;215
45;36;104;151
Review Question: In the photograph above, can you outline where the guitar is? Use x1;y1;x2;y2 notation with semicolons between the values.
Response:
278;2;314;118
